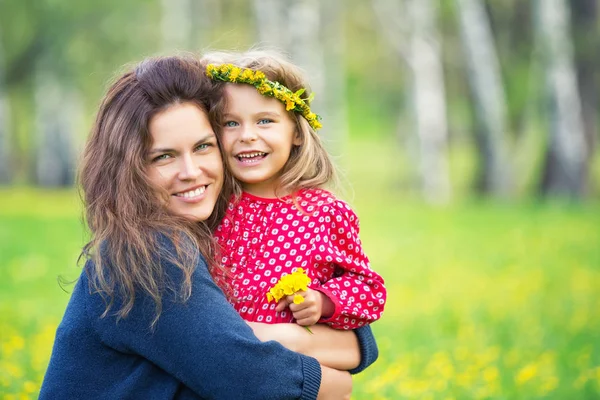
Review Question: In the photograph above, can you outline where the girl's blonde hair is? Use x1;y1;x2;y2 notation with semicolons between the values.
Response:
201;50;337;197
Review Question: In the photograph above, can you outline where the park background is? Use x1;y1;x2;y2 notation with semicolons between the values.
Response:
1;0;599;398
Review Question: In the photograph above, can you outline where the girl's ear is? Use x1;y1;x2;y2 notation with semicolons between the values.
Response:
293;129;303;146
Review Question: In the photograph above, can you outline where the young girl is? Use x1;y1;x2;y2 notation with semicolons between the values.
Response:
204;51;387;331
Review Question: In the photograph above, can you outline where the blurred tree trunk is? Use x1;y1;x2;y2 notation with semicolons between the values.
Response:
0;38;11;184
455;0;512;197
287;0;348;152
253;0;288;47
571;0;598;163
34;66;77;187
373;0;451;203
254;0;348;151
286;0;325;106
161;0;194;50
319;0;349;149
536;0;588;197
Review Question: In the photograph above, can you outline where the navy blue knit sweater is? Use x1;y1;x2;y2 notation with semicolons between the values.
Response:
40;242;377;399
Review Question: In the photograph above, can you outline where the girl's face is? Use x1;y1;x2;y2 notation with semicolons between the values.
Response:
146;102;224;221
221;84;301;198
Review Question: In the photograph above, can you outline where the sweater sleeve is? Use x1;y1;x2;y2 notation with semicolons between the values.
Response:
86;243;321;400
313;201;387;330
349;325;379;374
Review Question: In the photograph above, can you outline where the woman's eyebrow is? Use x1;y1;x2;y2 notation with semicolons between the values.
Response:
149;133;215;154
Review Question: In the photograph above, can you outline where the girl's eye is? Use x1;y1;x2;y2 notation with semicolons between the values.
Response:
258;119;273;125
224;121;239;128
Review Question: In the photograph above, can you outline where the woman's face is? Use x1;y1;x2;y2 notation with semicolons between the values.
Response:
146;102;223;221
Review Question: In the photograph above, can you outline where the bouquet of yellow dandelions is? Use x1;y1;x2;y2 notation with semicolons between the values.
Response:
266;268;313;333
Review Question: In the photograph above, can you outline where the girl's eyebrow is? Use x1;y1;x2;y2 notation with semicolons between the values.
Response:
223;111;281;118
149;133;215;155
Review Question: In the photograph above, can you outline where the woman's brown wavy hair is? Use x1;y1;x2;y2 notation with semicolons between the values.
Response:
79;55;234;326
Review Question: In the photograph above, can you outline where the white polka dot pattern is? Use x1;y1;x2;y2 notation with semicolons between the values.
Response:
214;189;387;329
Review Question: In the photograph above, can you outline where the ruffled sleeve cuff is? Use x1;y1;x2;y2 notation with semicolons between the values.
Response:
312;286;343;324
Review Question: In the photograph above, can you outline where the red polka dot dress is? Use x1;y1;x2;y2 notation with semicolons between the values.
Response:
214;189;387;330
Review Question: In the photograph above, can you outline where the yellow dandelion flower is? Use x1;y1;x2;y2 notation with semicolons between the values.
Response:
293;294;305;304
229;68;241;82
206;64;217;78
241;69;254;81
219;65;230;74
516;363;537;385
23;381;38;394
483;366;499;383
266;268;311;303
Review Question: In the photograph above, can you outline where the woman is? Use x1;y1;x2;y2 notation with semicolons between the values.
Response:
40;55;376;399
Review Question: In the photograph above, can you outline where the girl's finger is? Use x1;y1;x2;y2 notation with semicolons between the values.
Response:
292;308;314;320
275;299;289;312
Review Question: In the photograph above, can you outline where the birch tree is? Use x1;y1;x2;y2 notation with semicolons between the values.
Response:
455;0;512;197
253;0;288;48
571;0;597;164
34;66;77;187
373;0;451;203
253;0;347;151
320;0;349;148
161;0;194;51
535;0;588;197
0;37;11;183
286;0;326;111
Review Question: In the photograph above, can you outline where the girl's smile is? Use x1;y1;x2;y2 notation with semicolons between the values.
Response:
222;84;301;198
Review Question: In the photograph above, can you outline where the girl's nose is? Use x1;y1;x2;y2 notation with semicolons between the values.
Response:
239;125;258;142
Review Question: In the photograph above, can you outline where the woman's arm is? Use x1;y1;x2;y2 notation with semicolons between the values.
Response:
87;252;349;400
318;366;352;400
247;322;378;373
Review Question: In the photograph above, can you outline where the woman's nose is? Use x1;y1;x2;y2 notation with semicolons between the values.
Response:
177;154;201;180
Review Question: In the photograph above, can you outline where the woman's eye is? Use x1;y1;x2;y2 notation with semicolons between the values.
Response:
152;154;170;163
195;143;211;151
224;121;239;127
258;119;273;125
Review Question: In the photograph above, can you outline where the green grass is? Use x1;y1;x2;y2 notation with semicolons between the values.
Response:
1;149;600;398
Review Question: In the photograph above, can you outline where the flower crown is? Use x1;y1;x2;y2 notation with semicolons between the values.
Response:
206;63;322;130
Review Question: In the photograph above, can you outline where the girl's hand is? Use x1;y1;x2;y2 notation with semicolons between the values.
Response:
276;288;335;326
